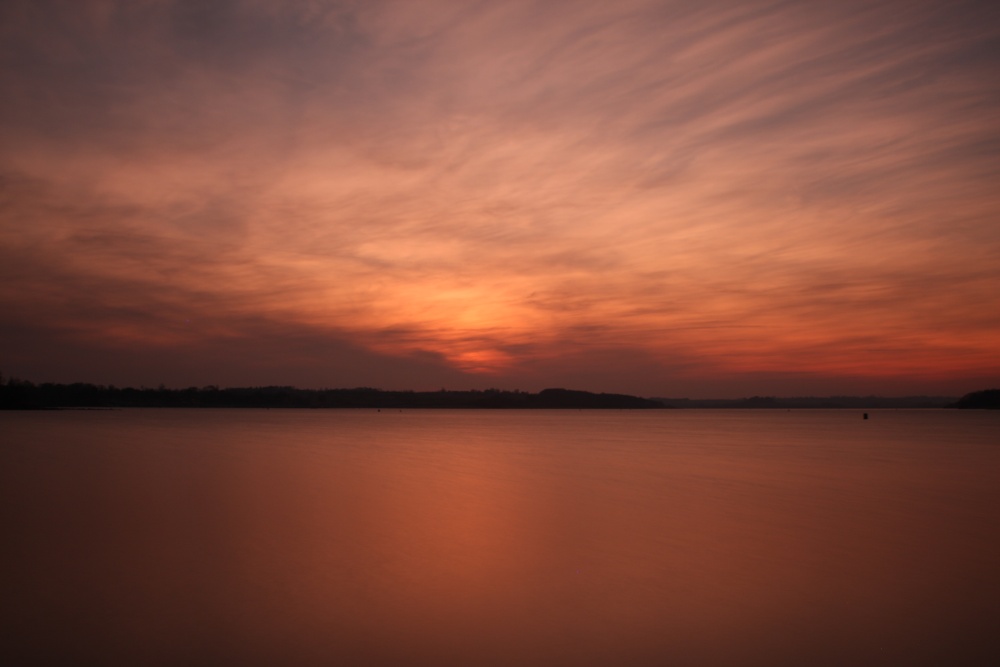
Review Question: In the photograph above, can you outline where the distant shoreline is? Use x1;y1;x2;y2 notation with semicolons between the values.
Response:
1;384;663;410
2;378;989;409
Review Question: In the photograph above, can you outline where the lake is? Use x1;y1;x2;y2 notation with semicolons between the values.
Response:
2;409;998;665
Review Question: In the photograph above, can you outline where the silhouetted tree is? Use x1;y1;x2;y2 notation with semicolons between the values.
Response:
953;389;1000;409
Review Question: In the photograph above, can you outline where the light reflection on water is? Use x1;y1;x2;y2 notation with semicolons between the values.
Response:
2;409;998;665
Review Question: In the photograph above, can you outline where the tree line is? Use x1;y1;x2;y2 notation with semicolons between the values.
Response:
0;377;664;410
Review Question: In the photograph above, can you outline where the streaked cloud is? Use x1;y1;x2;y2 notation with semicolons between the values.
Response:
1;0;998;395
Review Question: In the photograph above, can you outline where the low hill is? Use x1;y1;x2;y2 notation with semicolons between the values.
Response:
951;389;1000;409
0;381;665;410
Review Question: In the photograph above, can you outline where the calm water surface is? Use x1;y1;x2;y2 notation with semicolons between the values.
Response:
2;409;998;665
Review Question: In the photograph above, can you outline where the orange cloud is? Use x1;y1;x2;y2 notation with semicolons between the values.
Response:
1;0;998;395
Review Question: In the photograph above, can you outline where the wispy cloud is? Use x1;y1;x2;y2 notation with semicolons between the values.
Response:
2;0;998;394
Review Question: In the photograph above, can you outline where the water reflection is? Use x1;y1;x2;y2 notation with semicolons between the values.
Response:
2;409;998;665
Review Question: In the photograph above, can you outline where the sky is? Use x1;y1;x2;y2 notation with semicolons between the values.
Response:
1;0;998;398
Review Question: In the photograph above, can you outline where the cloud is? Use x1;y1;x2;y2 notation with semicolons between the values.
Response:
1;0;998;394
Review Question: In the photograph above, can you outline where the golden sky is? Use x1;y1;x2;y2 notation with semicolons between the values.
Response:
2;0;998;396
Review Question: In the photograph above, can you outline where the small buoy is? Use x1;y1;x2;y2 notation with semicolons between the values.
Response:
863;413;868;420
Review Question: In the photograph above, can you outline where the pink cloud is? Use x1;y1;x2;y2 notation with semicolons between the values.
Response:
2;0;998;394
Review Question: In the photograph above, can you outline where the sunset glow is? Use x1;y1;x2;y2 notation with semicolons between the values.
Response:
2;0;998;396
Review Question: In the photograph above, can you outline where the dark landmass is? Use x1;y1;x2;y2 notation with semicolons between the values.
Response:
950;389;1000;409
652;395;958;409
0;380;663;410
0;375;985;410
